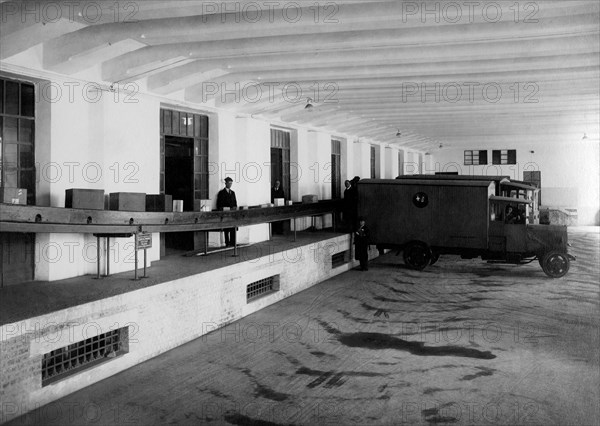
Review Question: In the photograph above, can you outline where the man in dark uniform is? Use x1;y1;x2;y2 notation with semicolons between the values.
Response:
346;176;361;231
271;180;286;235
217;177;238;246
354;216;370;271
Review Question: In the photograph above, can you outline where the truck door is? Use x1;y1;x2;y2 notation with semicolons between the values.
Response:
488;202;506;252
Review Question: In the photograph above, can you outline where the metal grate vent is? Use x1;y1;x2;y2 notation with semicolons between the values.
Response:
332;250;349;268
247;275;279;302
42;327;129;386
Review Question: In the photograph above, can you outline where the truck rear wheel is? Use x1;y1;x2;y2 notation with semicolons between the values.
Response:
541;251;570;278
403;241;432;270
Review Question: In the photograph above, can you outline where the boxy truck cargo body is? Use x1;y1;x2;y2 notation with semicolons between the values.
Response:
396;174;541;224
358;179;495;250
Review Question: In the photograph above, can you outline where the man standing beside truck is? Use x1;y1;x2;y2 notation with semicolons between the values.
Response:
354;217;371;271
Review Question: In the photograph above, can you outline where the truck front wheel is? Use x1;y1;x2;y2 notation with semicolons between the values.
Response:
540;251;570;278
403;242;432;270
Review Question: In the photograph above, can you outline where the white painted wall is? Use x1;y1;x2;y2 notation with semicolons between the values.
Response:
353;141;371;178
384;147;398;178
235;117;270;243
35;82;160;280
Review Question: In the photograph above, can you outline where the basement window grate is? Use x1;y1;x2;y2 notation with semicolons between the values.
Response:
247;275;280;302
42;327;129;386
331;250;349;268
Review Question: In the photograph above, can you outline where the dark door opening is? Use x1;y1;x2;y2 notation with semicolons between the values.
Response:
164;136;194;252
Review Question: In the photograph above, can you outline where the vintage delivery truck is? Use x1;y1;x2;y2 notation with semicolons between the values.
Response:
357;178;574;278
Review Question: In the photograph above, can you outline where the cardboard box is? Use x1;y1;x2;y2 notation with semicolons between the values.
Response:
274;198;285;206
173;200;184;212
0;188;27;205
65;188;104;210
109;192;146;212
146;194;173;212
302;194;318;204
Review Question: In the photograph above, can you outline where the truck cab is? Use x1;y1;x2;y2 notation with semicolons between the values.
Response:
488;196;572;277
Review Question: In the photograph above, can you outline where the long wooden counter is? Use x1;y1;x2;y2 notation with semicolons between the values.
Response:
0;200;342;234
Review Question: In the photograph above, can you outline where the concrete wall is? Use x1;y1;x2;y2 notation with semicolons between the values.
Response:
0;234;372;423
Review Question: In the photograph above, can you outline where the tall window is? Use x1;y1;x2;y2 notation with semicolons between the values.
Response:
1;76;36;286
159;109;209;205
370;146;376;178
270;129;290;199
1;77;35;205
331;139;341;199
464;150;488;165
492;149;516;165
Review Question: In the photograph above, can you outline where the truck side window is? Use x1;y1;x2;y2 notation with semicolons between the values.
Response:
491;203;503;222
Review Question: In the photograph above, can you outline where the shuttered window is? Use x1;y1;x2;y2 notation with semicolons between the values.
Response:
492;149;516;165
464;150;488;165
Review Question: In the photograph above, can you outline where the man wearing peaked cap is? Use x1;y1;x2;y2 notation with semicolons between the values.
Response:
217;177;238;246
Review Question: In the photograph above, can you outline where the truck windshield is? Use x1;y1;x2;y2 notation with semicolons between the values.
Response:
491;202;529;224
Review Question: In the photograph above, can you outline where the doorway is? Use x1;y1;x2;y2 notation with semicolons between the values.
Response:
165;135;194;252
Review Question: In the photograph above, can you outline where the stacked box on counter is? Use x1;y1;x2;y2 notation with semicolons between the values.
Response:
109;192;146;211
65;189;105;210
146;194;173;212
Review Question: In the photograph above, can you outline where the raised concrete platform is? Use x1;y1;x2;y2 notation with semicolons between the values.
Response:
2;227;598;425
1;230;374;423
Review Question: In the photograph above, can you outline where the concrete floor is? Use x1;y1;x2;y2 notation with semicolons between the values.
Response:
7;228;599;426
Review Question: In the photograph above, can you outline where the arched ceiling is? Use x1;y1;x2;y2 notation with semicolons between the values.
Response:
1;0;599;150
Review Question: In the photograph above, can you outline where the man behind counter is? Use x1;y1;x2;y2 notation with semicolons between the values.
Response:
216;177;238;246
271;180;286;235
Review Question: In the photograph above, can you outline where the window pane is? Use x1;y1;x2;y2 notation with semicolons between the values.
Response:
184;113;194;136
508;150;517;164
5;81;19;115
19;119;33;142
5;143;17;166
480;151;488;164
21;83;34;117
200;115;208;138
19;144;34;168
492;150;501;165
0;80;4;114
5;168;17;187
20;170;35;192
4;117;18;141
171;111;180;135
200;138;208;156
163;110;172;134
